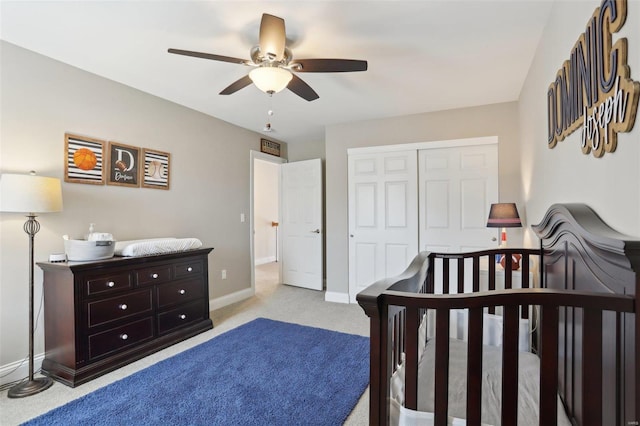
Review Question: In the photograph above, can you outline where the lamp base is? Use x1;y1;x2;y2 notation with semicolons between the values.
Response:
7;377;53;398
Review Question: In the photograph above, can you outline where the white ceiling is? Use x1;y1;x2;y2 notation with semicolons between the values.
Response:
0;1;554;144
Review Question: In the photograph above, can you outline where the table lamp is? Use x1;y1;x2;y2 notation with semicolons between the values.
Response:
486;202;522;247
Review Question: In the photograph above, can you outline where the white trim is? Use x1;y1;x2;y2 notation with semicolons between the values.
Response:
209;287;254;310
347;136;498;155
249;150;286;296
0;353;45;386
324;291;350;304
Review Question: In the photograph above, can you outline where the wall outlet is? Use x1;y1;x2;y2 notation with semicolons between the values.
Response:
221;269;227;280
240;213;245;223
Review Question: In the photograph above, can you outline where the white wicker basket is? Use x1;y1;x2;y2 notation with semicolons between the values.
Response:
64;239;115;261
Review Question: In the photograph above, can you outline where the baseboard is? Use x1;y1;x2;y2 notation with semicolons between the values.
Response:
255;256;277;266
210;287;254;310
324;291;350;304
0;353;45;386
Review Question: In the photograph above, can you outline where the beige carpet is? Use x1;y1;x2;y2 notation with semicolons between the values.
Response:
0;262;369;425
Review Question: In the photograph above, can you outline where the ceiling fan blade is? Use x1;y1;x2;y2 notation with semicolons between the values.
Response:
287;74;319;101
293;59;368;73
259;14;286;61
168;48;248;65
219;75;253;95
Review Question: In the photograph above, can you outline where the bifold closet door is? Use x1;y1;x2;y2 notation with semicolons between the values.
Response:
418;144;498;253
348;150;418;302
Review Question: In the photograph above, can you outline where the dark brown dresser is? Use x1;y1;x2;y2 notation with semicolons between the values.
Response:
37;248;213;387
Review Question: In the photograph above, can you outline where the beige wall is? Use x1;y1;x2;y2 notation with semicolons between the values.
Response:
325;102;521;296
287;139;326;162
518;0;640;243
0;42;282;369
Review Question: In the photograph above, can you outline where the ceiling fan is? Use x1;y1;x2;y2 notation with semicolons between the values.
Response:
168;13;368;101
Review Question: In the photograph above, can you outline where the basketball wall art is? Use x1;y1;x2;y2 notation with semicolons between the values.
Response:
64;133;106;185
142;148;170;190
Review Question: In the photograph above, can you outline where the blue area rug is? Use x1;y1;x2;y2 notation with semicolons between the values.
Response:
25;318;369;425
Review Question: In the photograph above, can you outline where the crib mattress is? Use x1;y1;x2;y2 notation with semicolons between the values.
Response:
391;338;572;426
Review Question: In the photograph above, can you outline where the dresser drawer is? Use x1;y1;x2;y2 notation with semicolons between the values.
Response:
87;290;153;328
158;300;206;335
85;272;132;296
157;278;204;308
88;317;154;360
136;265;172;286
174;260;203;278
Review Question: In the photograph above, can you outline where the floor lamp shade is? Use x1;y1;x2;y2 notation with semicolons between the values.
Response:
0;173;63;213
1;172;62;398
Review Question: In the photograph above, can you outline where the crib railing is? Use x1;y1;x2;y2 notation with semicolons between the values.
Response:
356;249;635;425
383;288;634;426
358;249;538;424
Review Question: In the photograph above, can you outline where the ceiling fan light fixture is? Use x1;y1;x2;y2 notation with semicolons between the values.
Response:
249;67;292;94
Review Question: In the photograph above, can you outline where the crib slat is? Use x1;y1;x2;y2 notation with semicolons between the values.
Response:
521;253;530;288
539;305;559;426
404;306;420;410
434;309;450;426
504;255;513;289
502;305;519;425
443;259;450;294
488;259;496;314
582;308;602;426
521;253;530;320
457;259;465;294
427;255;435;294
467;307;483;424
473;256;480;293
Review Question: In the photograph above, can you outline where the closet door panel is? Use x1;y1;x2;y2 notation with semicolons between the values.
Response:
348;150;418;302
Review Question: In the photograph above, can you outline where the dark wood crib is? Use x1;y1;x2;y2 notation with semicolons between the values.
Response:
357;204;639;425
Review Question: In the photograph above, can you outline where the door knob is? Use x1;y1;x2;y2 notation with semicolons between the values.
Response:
491;237;497;241
311;229;320;234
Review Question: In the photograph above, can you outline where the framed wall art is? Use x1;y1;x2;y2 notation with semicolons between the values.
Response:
141;148;171;190
260;138;281;157
64;133;106;185
107;141;140;187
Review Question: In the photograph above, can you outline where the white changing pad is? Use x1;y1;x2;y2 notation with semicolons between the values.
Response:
115;238;203;257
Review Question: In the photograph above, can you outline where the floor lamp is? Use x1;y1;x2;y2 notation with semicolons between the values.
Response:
0;172;63;398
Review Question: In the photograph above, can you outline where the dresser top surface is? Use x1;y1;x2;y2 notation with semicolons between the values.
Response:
37;247;213;272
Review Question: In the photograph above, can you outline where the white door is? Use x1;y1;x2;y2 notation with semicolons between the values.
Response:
418;144;498;252
281;159;323;290
348;151;419;302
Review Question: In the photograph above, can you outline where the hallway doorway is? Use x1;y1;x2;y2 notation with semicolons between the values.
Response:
251;152;284;292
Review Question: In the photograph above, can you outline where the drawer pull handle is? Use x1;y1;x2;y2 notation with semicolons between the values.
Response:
179;289;186;295
120;334;129;340
179;314;187;320
152;273;159;279
107;281;115;288
187;267;193;272
119;304;128;310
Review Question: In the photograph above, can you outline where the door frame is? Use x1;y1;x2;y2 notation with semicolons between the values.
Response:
346;136;497;156
250;150;286;295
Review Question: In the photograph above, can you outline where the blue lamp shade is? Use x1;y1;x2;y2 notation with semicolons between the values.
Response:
0;172;63;214
486;203;522;228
